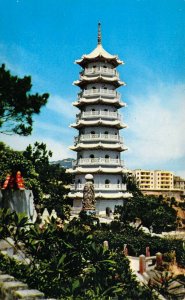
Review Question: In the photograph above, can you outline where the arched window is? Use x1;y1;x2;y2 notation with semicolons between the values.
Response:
106;207;111;217
105;179;110;187
104;131;109;138
92;86;96;89
105;155;109;163
104;108;108;112
90;154;94;158
79;155;82;159
91;131;95;135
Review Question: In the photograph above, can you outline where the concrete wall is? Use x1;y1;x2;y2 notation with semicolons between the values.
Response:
0;190;35;220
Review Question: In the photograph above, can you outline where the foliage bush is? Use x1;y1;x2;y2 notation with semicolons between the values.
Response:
0;209;158;299
93;222;185;268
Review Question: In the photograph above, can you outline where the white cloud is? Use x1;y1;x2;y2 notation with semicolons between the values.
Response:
0;133;75;161
124;83;185;171
35;121;72;135
46;94;77;119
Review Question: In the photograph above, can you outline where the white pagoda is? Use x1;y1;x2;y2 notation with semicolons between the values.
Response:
68;23;130;215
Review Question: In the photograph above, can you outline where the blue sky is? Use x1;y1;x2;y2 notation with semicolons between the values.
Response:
0;0;185;177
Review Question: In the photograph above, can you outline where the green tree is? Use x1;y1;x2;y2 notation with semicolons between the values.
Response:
115;194;177;233
0;64;49;135
23;142;72;218
0;142;71;217
0;209;158;300
0;142;42;202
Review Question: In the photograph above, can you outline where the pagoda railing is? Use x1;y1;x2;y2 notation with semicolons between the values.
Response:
82;67;119;77
79;88;120;99
74;133;123;143
72;158;125;166
70;183;126;191
77;110;121;120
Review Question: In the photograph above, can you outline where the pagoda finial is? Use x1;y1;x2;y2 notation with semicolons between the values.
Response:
98;22;102;45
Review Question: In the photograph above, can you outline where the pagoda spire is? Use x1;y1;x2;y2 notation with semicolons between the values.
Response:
98;22;102;45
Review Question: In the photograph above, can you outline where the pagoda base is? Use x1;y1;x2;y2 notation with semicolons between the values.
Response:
72;198;124;216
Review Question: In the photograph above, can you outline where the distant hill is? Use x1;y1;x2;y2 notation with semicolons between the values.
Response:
50;158;74;169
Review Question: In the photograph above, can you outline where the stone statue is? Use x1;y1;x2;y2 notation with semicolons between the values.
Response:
82;174;96;211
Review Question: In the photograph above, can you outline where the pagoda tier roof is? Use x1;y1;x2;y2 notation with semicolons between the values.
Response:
68;191;132;199
67;166;128;174
75;44;124;68
73;76;125;88
70;119;127;129
69;142;128;152
73;97;126;108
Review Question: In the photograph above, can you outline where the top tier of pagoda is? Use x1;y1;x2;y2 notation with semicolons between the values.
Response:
75;23;124;67
73;23;126;109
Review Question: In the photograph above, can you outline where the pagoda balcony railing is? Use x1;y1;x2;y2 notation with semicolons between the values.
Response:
72;158;124;166
79;88;120;99
70;183;126;191
74;133;123;143
77;110;121;120
82;67;119;77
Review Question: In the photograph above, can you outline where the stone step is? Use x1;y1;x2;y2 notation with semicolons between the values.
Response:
0;274;15;282
13;289;45;299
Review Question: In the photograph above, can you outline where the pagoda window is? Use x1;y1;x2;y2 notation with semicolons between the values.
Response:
104;109;108;112
91;131;95;135
103;65;107;68
105;154;109;159
116;155;119;159
103;87;107;90
79;155;83;159
90;154;94;159
92;86;96;89
104;131;109;136
105;179;110;187
78;179;81;184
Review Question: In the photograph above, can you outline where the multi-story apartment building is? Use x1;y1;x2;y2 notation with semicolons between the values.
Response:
133;170;184;201
174;176;185;192
133;170;174;190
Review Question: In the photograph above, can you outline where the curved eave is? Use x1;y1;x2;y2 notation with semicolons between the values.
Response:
74;76;125;88
70;120;127;129
67;167;126;174
76;57;123;68
75;44;124;67
69;143;128;152
68;192;132;199
73;98;126;108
